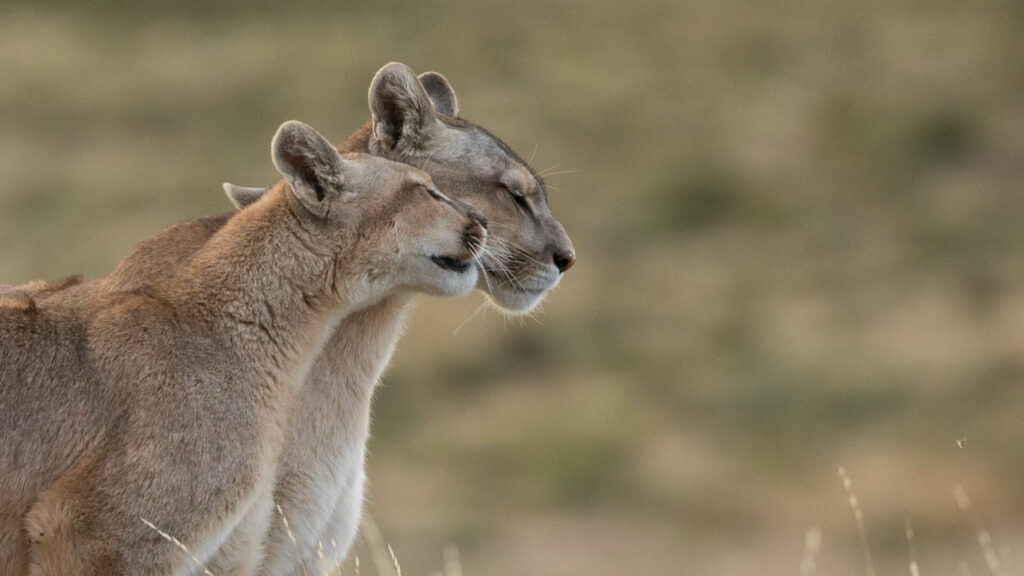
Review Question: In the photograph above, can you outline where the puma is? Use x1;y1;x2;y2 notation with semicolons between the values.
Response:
16;62;575;574
0;120;486;575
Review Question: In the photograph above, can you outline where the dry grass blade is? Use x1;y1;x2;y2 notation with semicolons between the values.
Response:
361;515;398;576
277;504;311;576
838;466;877;576
443;544;464;576
799;527;821;576
906;516;921;576
388;544;402;576
139;517;216;576
954;485;1008;576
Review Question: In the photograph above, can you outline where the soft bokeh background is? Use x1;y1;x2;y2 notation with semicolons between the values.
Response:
3;1;1024;574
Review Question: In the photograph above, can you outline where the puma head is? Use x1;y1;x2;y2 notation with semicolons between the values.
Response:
268;120;487;300
226;63;574;313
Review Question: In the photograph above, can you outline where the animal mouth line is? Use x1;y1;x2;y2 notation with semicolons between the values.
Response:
431;255;472;273
483;268;549;294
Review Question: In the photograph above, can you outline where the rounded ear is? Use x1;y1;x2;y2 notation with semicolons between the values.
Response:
222;183;268;210
271;121;346;214
418;71;459;117
368;62;437;153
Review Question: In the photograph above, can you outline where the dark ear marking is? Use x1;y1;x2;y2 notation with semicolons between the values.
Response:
289;159;327;202
311;176;326;202
418;71;459;117
378;93;404;144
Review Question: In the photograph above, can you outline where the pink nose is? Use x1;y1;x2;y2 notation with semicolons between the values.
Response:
553;249;576;273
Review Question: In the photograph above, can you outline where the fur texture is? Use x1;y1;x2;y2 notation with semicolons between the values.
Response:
0;120;485;576
16;62;574;575
238;65;577;576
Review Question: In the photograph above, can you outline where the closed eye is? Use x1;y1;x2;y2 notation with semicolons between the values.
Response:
504;184;531;212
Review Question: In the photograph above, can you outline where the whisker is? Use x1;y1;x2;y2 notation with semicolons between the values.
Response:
426;148;440;167
474;251;496;296
479;247;518;288
486;235;546;267
536;169;578;178
416;148;440;171
482;249;524;291
536;163;561;177
527;299;547;325
506;246;545;268
454;299;490;336
486;248;526;289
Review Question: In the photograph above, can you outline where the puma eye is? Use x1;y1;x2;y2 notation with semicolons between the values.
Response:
503;183;523;197
424;186;443;201
503;184;530;211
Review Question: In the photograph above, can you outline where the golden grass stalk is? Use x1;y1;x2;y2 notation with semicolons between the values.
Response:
362;515;399;576
276;504;311;576
954;485;1008;576
443;544;464;576
387;544;403;576
799;527;821;576
905;516;921;576
139;516;216;576
838;466;877;576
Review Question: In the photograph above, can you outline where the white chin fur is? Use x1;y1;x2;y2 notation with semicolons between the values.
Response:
431;266;479;298
477;270;557;314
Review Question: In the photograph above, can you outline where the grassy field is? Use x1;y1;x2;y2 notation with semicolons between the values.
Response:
3;1;1024;574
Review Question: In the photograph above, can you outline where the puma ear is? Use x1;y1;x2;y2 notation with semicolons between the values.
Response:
418;71;459;117
368;62;437;153
271;121;346;214
222;183;268;210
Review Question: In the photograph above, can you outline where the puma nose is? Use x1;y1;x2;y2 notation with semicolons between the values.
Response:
464;218;487;253
553;249;576;273
468;208;487;229
453;199;487;230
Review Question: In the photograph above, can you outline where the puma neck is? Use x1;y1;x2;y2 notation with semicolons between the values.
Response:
150;184;355;374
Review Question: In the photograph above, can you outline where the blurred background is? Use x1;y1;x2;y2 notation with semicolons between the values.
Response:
2;1;1024;574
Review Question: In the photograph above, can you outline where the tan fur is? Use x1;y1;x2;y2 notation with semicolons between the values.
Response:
13;62;574;575
0;276;84;310
0;120;485;575
24;451;100;575
256;69;573;575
